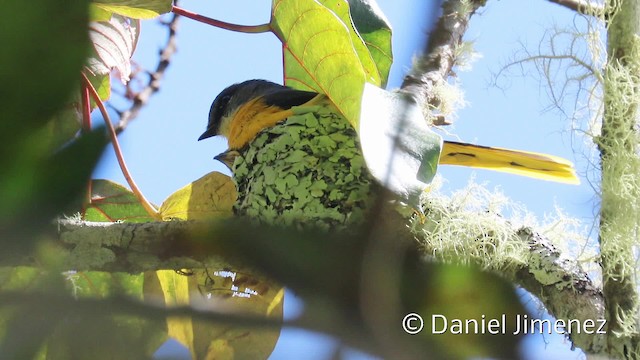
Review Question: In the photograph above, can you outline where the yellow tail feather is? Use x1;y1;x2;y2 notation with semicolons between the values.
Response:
439;141;579;184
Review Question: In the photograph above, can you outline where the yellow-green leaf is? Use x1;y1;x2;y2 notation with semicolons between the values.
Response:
146;267;283;359
160;172;237;221
272;0;367;128
84;180;156;223
153;270;194;353
346;0;393;86
319;0;380;86
92;0;173;19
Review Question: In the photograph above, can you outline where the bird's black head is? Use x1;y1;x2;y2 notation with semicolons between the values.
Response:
198;80;286;141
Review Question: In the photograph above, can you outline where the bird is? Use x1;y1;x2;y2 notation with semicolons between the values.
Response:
198;80;578;229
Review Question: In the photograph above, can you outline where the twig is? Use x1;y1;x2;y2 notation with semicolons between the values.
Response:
172;5;271;33
80;81;92;132
81;73;161;220
546;0;606;17
115;12;180;134
400;0;486;125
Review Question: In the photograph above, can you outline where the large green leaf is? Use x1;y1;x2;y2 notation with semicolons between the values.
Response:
144;268;283;359
319;0;381;86
0;267;165;360
272;0;369;128
0;0;90;154
347;0;393;86
0;129;107;253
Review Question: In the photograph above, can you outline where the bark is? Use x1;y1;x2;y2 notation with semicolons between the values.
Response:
598;0;640;357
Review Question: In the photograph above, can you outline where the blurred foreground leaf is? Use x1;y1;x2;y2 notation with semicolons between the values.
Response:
206;219;526;359
145;268;283;359
0;0;90;152
0;129;107;253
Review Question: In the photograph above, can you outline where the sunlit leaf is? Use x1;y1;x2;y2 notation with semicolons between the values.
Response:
272;0;368;128
89;3;114;21
160;172;237;221
146;268;283;359
92;0;173;19
149;271;194;352
87;15;140;83
84;180;156;223
319;0;381;86
88;73;112;101
347;0;393;86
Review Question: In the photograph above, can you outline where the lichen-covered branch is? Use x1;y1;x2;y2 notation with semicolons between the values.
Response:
33;213;608;353
546;0;607;17
400;0;486;125
412;190;608;355
597;0;640;357
514;228;607;354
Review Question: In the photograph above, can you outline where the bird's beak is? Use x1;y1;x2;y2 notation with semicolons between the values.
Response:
198;128;217;141
214;149;240;171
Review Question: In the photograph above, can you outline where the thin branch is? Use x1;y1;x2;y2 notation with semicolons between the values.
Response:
114;12;180;134
400;0;487;125
172;5;271;33
80;81;91;132
81;74;161;221
546;0;606;18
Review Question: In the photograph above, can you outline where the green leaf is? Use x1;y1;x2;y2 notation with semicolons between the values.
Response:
318;0;381;86
84;180;156;223
92;0;173;19
89;3;114;21
69;271;145;298
0;0;90;153
40;107;82;152
405;264;526;359
208;220;526;359
272;0;369;128
145;268;283;359
359;83;442;205
347;0;393;86
88;73;112;101
0;268;165;359
159;172;237;221
0;129;107;252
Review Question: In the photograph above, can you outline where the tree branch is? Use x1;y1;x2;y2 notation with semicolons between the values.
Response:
400;0;487;125
114;11;180;134
18;216;605;354
597;0;640;356
546;0;606;18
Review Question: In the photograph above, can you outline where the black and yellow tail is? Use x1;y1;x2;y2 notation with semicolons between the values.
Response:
439;141;579;184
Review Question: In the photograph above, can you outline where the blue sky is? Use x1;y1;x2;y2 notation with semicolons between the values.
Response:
95;0;595;359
